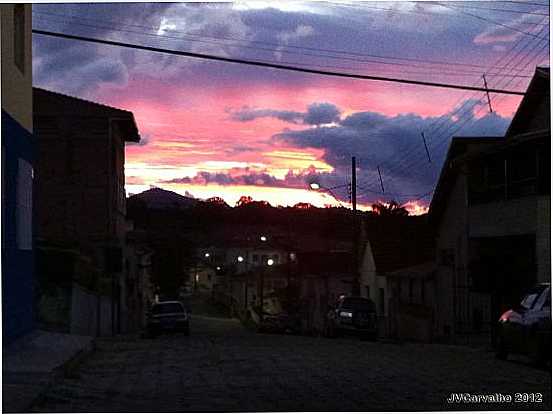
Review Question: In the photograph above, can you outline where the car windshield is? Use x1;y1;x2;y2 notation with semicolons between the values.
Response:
520;285;548;310
152;303;184;315
341;298;376;312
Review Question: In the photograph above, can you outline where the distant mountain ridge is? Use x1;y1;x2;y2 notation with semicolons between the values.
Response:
128;187;198;209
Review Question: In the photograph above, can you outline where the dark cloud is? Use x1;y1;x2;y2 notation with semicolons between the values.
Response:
161;166;339;190
230;102;341;125
230;107;304;123
274;100;512;203
303;102;341;125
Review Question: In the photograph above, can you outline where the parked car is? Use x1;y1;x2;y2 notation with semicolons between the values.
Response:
325;296;377;340
146;301;190;337
496;283;551;366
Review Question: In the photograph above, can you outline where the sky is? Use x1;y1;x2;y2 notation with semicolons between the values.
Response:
32;1;550;213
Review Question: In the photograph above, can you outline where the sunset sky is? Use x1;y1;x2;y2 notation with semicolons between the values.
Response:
32;1;550;213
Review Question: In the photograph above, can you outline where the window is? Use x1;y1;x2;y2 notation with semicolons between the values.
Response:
253;254;259;263
16;158;32;250
13;4;25;73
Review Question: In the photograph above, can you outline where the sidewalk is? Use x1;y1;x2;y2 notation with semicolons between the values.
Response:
2;330;95;413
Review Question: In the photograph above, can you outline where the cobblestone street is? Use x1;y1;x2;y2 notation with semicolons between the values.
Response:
31;312;551;412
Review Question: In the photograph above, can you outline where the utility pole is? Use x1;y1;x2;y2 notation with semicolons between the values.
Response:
352;156;361;296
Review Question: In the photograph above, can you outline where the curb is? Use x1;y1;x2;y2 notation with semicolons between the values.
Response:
24;338;97;412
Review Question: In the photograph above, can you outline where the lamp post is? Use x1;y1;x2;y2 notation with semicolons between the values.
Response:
309;156;360;296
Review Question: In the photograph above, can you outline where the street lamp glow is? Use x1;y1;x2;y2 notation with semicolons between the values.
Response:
267;259;274;266
260;235;267;242
216;266;221;271
237;256;244;263
309;182;320;190
204;252;210;258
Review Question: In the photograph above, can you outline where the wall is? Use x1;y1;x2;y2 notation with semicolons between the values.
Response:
435;173;468;339
470;194;550;284
1;4;33;131
1;4;34;344
1;111;34;342
70;283;115;336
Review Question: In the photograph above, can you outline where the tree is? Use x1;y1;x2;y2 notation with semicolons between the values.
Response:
371;200;408;217
293;202;314;209
206;196;230;208
235;195;253;207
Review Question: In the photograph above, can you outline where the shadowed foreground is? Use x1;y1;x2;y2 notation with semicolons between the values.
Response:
31;311;551;412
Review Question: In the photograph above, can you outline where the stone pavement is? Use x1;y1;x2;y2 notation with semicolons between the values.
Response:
2;330;95;413
29;314;551;412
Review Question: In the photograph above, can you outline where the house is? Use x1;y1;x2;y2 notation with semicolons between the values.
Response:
386;262;436;342
428;67;550;343
296;250;355;334
1;4;34;343
360;216;435;337
33;88;141;336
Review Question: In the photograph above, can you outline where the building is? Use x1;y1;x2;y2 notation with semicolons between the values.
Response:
33;88;141;336
428;67;550;343
1;4;34;343
360;216;434;338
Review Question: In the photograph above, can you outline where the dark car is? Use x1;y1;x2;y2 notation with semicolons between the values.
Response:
496;283;551;366
325;296;377;340
146;301;190;337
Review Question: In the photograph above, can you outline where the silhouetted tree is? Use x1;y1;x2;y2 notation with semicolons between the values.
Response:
206;196;230;208
235;195;254;207
293;202;314;209
371;200;409;216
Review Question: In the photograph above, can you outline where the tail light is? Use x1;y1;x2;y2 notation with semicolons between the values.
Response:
499;310;513;322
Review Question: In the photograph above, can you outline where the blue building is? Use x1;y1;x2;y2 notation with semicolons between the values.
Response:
1;4;34;343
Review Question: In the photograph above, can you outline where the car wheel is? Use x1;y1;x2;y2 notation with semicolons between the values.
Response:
495;335;508;360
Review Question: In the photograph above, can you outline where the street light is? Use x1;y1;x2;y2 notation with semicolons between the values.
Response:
308;171;361;296
237;255;244;263
204;252;210;258
260;235;267;242
267;258;274;266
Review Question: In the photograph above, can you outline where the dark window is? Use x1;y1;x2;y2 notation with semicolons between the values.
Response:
409;279;414;304
508;147;537;198
253;254;259;263
13;5;25;73
379;288;385;314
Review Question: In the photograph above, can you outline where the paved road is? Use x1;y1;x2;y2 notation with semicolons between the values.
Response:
31;313;551;412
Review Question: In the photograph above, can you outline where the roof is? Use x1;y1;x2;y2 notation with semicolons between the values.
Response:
504;66;550;138
33;88;140;142
365;215;434;273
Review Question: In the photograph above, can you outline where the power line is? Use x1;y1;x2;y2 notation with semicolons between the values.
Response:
482;1;550;6
433;2;550;40
32;10;537;73
32;29;528;95
37;14;534;82
445;3;549;16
